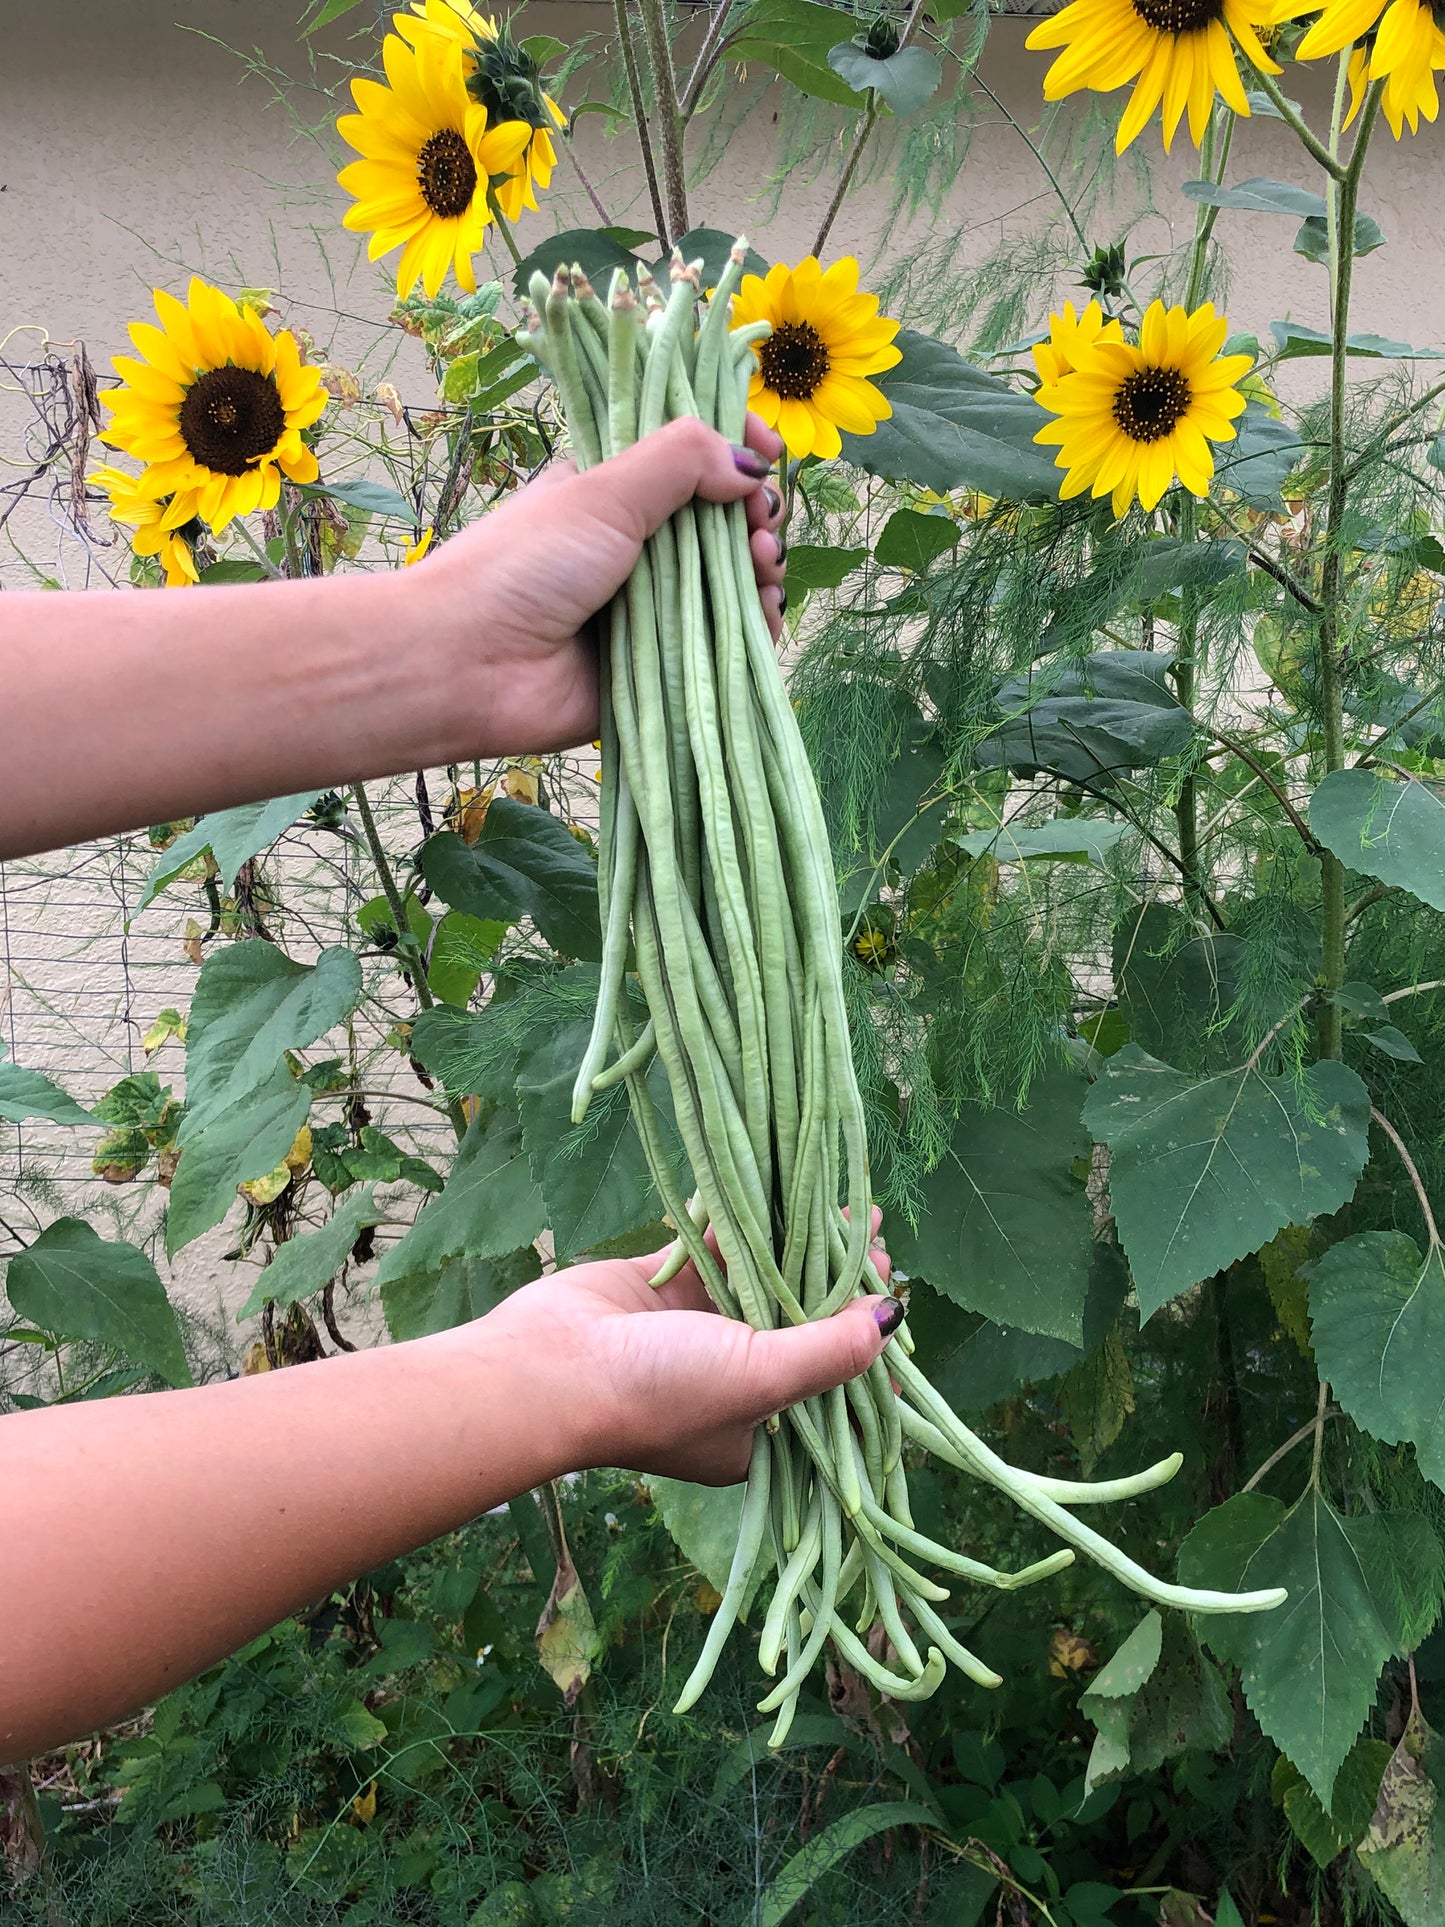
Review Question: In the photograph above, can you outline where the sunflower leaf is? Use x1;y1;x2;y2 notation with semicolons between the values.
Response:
725;0;870;107
1310;768;1445;912
826;42;942;117
1181;176;1326;218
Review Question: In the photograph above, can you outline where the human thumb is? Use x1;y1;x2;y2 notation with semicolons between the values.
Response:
738;1296;904;1425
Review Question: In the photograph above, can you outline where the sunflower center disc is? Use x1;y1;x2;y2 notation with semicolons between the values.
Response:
179;367;287;477
417;128;479;218
758;322;831;402
1131;0;1221;29
1112;366;1192;443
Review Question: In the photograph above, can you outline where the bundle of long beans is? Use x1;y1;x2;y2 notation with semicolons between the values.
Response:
518;241;1284;1743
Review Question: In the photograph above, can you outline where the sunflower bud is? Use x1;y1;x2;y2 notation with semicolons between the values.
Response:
863;12;900;57
1078;242;1128;299
465;17;554;129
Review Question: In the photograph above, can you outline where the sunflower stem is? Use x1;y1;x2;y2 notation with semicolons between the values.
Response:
1245;62;1348;181
636;0;689;244
351;779;468;1142
613;0;670;248
233;517;284;581
1183;101;1233;310
563;136;615;227
1316;73;1381;1060
487;188;524;268
813;0;927;260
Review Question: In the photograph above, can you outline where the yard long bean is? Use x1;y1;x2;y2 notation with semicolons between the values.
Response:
518;243;1286;1732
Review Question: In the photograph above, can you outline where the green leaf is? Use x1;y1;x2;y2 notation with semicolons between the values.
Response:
888;1067;1095;1343
166;1067;311;1258
421;799;601;960
1294;210;1386;263
197;559;269;585
235;1187;385;1322
304;0;368;31
1083;1612;1164;1701
510;226;647;300
1059;1325;1135;1473
1310;768;1445;912
181;942;362;1139
783;543;867;591
515;1020;676;1258
134;793;321;916
711;1716;849;1803
662;228;770;287
978;651;1194;784
826;41;942;115
0;1046;94;1126
409;1003;529;1108
1112;904;1250;1075
904;1281;1083;1410
1084;1047;1371;1317
749;1802;935;1927
1214;402;1306;508
380;1244;542;1341
650;1478;767;1617
1310;1233;1445;1489
725;0;870;108
374;1110;546;1289
1365;1023;1423;1062
428;909;508;1008
7;1219;190;1386
874;507;958;572
839;329;1063;501
1275;1736;1393;1867
1271;321;1445;361
1216;1896;1247;1927
300;478;414;520
1182;176;1326;217
1179;1491;1445;1803
959;817;1135;869
333;1701;389;1749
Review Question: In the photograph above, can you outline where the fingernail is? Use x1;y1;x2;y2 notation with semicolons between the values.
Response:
732;443;771;479
873;1297;904;1338
764;486;783;518
777;586;788;615
774;533;786;565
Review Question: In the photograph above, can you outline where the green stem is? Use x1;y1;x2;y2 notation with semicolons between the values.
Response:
1246;61;1348;180
1184;102;1234;310
1172;498;1206;921
351;780;468;1141
814;0;928;259
1316;75;1380;1060
487;187;523;268
613;0;670;248
234;517;283;581
636;0;688;244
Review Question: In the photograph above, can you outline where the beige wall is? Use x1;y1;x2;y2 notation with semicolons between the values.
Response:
2;0;1443;385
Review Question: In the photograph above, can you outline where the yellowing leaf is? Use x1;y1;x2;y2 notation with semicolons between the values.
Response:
284;1124;313;1173
142;1008;187;1055
536;1551;602;1706
350;1781;378;1825
1048;1628;1099;1678
502;759;542;806
239;1160;293;1206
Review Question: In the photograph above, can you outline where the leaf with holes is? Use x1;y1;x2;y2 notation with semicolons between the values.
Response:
1083;1047;1371;1317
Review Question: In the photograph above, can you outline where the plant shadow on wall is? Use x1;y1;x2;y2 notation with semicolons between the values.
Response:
6;0;1445;1919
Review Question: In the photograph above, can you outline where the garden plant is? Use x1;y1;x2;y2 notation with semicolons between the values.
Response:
5;0;1445;1920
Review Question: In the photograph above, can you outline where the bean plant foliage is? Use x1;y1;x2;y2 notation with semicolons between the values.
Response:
6;0;1445;1920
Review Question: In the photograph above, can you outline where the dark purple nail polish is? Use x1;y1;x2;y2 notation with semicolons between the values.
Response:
777;585;788;616
774;533;786;565
732;443;771;479
764;486;783;518
873;1296;904;1338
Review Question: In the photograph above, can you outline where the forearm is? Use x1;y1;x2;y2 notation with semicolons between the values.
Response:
0;1327;575;1764
0;570;484;860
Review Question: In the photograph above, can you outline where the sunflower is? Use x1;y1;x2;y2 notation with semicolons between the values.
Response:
1032;298;1127;385
396;0;568;220
92;464;201;587
1026;0;1299;153
338;28;531;298
729;257;901;462
1033;299;1252;517
99;279;327;535
1300;0;1445;137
